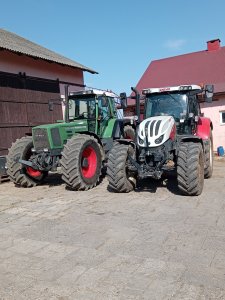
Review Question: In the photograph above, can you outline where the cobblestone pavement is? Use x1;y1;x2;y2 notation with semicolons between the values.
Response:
0;160;225;299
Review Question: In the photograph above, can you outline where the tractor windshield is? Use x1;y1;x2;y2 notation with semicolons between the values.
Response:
68;97;96;120
145;93;188;121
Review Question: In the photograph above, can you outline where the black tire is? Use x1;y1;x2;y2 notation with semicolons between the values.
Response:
177;142;204;196
107;142;135;193
61;134;102;191
204;132;213;178
6;136;46;187
123;125;135;140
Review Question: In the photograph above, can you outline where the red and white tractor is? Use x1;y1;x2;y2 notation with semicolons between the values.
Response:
107;84;214;196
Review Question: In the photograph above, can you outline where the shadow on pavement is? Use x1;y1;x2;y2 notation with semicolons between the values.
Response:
42;173;64;187
136;176;181;195
107;175;181;195
44;172;181;195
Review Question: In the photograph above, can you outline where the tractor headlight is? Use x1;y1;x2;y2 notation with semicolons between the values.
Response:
138;137;145;145
155;135;164;144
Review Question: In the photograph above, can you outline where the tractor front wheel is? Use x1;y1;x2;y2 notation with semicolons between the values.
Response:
177;142;204;196
61;134;102;190
6;136;46;187
107;142;135;193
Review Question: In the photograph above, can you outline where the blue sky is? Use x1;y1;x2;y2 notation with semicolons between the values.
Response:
1;0;225;94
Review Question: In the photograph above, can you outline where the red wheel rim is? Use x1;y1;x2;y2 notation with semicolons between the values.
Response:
81;146;97;179
125;134;132;139
26;167;42;178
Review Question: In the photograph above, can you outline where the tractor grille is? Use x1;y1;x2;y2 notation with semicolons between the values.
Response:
155;120;162;136
51;128;61;147
145;120;162;137
33;128;50;151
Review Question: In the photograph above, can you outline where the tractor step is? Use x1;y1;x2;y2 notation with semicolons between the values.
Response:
0;156;8;183
0;174;9;184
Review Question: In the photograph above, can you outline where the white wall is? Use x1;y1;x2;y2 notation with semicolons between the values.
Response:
201;96;225;151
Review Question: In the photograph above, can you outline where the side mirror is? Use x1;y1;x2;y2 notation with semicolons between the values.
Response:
205;84;214;103
120;92;127;109
48;101;54;111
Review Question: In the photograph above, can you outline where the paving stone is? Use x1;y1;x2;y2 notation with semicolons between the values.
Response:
0;160;225;298
9;238;49;255
142;278;181;300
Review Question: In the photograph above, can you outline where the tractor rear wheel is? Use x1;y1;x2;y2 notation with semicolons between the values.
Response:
177;142;204;196
6;136;46;187
124;125;135;140
107;142;135;193
204;133;213;178
61;134;102;190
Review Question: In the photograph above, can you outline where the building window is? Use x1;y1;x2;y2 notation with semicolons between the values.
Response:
220;111;225;124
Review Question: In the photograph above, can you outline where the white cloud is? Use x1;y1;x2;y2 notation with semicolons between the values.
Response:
164;39;186;50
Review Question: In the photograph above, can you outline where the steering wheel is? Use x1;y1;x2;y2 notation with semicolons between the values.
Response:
79;112;88;118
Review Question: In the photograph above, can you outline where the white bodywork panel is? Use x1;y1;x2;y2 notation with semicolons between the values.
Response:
137;116;175;147
70;89;117;98
90;89;117;97
142;85;202;95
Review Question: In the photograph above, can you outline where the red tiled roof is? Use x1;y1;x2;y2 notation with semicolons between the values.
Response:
134;45;225;101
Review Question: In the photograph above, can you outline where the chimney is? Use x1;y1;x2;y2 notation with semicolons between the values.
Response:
207;39;221;51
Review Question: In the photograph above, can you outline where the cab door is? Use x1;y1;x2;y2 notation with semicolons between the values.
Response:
87;99;97;133
97;96;111;136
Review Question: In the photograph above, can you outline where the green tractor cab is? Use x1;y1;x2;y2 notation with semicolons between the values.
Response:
6;88;134;190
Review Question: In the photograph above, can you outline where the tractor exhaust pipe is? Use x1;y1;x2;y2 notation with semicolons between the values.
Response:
64;85;69;123
131;87;140;124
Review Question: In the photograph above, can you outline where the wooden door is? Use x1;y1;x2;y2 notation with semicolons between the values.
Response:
0;72;62;156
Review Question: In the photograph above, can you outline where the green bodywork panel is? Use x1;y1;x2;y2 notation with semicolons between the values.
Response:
32;120;88;150
101;119;116;138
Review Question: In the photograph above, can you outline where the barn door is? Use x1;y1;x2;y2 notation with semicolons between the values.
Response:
0;72;62;156
24;76;62;126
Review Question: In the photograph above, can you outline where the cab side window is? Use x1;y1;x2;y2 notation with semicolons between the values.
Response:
98;96;110;119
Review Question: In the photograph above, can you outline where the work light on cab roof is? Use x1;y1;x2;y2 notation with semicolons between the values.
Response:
142;85;203;95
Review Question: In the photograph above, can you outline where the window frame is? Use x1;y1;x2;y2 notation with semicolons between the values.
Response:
219;111;225;125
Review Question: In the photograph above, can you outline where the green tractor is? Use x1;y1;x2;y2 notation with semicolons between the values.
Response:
6;87;134;190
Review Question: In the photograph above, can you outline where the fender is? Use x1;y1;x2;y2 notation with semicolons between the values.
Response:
76;131;103;148
179;136;203;144
196;117;212;140
116;139;136;147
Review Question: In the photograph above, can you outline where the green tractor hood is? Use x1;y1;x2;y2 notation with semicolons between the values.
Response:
32;120;89;151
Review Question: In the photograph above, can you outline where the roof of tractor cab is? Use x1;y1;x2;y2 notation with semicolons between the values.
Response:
69;89;118;98
142;84;202;95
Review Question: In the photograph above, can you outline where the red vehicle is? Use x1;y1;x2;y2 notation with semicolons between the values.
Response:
107;84;214;196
